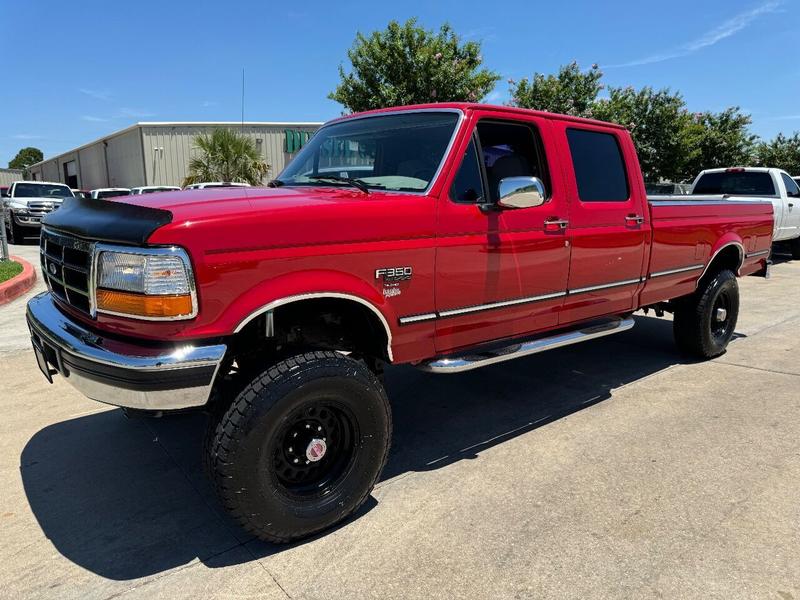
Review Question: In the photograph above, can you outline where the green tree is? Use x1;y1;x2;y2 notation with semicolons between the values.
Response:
329;18;501;113
183;129;270;187
681;108;757;179
509;62;603;118
754;132;800;174
592;86;695;182
8;147;43;170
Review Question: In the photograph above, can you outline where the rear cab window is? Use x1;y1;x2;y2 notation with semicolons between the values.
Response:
692;172;776;196
566;128;629;202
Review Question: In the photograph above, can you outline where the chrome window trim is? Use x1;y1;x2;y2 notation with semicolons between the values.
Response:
648;264;704;278
276;108;466;197
234;292;394;362
648;198;773;207
91;243;198;321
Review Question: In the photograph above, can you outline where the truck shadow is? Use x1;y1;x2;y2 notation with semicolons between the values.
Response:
21;314;702;580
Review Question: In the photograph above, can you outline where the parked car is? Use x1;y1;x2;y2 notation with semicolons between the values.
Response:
645;182;691;195
27;103;773;543
690;167;800;257
0;186;8;198
3;181;74;243
71;189;92;200
90;188;131;199
130;186;182;195
183;181;251;189
793;175;800;188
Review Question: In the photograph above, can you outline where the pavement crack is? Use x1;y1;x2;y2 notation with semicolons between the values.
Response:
714;361;800;378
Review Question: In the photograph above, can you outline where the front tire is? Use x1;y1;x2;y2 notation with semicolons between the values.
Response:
207;351;391;543
673;269;739;359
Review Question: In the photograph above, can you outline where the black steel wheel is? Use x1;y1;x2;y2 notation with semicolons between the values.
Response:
673;269;739;359
207;351;391;543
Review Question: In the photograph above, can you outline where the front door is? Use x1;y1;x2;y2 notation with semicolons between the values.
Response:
779;172;800;239
434;113;571;353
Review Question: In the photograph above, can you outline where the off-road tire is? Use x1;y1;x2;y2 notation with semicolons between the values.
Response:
206;351;391;543
673;269;739;359
790;237;800;260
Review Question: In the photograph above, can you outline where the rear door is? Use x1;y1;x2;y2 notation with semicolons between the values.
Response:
779;172;800;238
555;123;648;325
434;111;570;353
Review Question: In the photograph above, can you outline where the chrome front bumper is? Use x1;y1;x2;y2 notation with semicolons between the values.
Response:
26;293;226;410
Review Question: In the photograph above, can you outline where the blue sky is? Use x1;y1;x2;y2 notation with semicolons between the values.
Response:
2;0;798;166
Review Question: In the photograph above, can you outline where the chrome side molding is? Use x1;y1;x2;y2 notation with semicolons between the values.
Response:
418;316;635;374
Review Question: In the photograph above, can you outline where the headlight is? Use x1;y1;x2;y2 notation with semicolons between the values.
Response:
94;247;196;320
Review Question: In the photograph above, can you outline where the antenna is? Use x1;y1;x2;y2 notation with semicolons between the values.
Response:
241;67;245;132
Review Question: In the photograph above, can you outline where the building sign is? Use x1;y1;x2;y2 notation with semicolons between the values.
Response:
285;130;312;153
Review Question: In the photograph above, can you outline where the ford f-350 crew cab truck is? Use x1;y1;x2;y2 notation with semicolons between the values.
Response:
26;104;773;543
691;166;800;257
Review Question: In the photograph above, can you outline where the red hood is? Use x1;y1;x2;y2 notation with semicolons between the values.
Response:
140;185;434;254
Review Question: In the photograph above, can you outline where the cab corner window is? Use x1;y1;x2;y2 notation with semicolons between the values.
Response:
450;137;484;204
567;128;629;202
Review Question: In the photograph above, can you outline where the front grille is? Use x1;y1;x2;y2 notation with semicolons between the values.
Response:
28;200;61;219
40;229;93;315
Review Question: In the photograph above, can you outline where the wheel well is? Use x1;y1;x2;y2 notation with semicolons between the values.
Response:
231;298;391;367
699;244;743;286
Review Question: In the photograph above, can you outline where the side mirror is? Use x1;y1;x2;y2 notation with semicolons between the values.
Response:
497;176;546;209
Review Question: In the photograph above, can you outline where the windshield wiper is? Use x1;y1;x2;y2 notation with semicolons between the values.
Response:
267;179;284;187
308;174;372;195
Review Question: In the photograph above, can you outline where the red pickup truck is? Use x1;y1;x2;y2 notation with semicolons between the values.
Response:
27;103;772;543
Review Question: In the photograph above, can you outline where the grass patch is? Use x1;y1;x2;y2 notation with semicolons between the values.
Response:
0;260;23;284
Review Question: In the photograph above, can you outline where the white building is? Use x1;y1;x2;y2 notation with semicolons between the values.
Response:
28;121;322;189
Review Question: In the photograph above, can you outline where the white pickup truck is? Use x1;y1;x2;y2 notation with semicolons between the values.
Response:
2;181;74;243
691;167;800;258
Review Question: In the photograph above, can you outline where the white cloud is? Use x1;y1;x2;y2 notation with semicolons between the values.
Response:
12;134;43;140
81;115;109;122
605;0;781;68
201;100;218;108
78;88;111;101
115;107;156;118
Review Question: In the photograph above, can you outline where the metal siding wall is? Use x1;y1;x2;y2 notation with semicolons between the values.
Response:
77;143;108;190
42;160;60;182
106;129;145;187
141;124;319;186
0;169;24;186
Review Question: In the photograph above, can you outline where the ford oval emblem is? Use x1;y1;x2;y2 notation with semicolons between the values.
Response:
48;263;57;276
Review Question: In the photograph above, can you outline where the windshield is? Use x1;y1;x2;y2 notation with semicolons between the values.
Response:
278;111;460;193
142;187;178;194
692;172;775;196
95;189;130;199
14;183;74;198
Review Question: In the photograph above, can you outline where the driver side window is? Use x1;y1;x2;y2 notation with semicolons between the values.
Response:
449;119;550;204
781;173;800;198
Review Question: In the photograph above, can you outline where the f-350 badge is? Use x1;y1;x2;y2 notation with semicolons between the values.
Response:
375;267;412;282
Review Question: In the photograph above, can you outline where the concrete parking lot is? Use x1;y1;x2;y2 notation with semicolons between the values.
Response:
0;241;798;599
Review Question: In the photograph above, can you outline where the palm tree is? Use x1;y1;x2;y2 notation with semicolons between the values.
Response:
183;128;270;186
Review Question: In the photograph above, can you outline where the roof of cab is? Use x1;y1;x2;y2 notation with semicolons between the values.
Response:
326;102;628;131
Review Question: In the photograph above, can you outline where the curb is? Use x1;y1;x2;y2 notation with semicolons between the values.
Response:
0;255;37;306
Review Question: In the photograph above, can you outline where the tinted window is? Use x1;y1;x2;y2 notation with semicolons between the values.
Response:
692;172;775;196
450;137;484;203
476;121;549;203
13;183;74;198
780;173;800;197
566;129;629;202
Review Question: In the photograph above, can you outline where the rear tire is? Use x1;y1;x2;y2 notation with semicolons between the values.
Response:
673;269;739;359
207;351;391;543
790;237;800;260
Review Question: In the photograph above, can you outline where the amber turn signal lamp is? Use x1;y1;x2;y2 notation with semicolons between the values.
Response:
96;289;193;318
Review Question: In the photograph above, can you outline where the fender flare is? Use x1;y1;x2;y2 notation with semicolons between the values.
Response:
230;272;396;361
696;238;744;286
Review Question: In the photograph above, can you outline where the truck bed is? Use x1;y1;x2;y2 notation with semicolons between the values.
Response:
639;196;774;307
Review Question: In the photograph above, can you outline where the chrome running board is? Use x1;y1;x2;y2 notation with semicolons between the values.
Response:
419;316;635;374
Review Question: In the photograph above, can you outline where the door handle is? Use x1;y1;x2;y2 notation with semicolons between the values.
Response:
625;214;644;225
544;218;568;232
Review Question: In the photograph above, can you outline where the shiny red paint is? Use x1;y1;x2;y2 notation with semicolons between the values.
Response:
63;103;774;364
